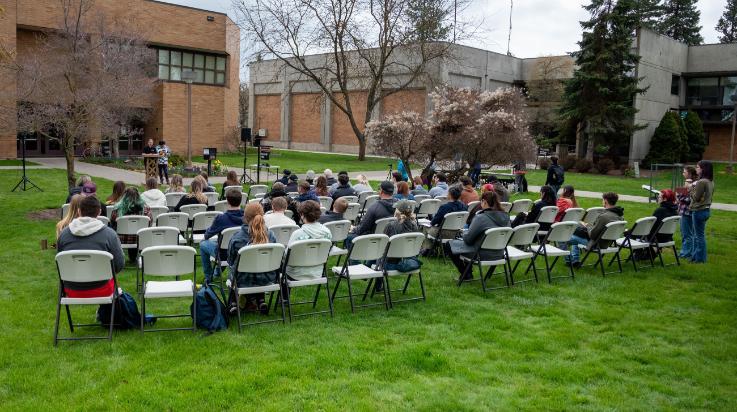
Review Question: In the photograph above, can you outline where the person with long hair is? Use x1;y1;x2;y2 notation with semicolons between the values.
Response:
227;202;277;314
555;185;579;222
221;170;240;200
516;185;556;230
687;160;714;263
106;181;126;206
110;187;151;261
174;177;208;211
677;166;698;258
411;176;428;196
466;183;495;225
393;181;415;201
353;174;373;193
166;174;185;193
56;194;84;240
314;175;330;197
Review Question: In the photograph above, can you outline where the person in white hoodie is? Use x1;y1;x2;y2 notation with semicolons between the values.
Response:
286;200;332;280
56;196;125;298
141;177;167;208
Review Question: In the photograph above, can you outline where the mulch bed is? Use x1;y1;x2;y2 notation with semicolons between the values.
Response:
27;208;61;221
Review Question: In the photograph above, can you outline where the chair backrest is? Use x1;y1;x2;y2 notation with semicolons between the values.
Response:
657;215;681;236
248;185;268;198
417;199;441;216
394;200;417;211
270;224;299;246
192;211;222;232
347;234;390;261
545;222;579;243
386;232;425;259
61;203;70;219
137;227;179;251
536;206;559;224
214;200;229;212
236;243;285;274
248;198;262;204
105;204;115;217
165;192;185;208
149;206;169;224
339;195;358;204
284;209;294;219
600;221;628;241
205;192;219;206
141;245;197;277
467;201;481;212
508;223;540;247
361;195;379;212
630;216;657;237
562;207;585;222
324;220;351;243
374;217;397;234
318;196;334;210
358;191;376;206
180;204;207;219
440;211;469;231
509;199;532;215
116;215;151;236
436;196;449;206
156;212;189;232
56;250;113;283
285;239;332;267
480;227;514;251
343;203;361;222
97;216;110;226
218;226;241;250
224;185;242;193
288;192;299;198
414;194;430;203
584;207;606;225
499;202;512;213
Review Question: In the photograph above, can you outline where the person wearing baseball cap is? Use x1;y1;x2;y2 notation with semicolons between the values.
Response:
81;182;97;197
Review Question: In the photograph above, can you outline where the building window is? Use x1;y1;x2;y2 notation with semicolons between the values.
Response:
686;77;719;106
671;75;680;95
156;48;226;86
722;76;737;106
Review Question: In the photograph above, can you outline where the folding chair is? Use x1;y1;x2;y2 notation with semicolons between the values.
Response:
535;206;559;237
284;209;294;219
467;201;481;212
179;204;207;221
205;192;219;207
509;199;532;218
156;212;189;244
230;243;287;329
580;221;628;276
615;217;657;271
343;202;361;223
416;199;441;223
61;203;70;219
331;234;390;313
506;223;540;285
53;250;118;346
435;196;449;206
414;194;430;203
248;198;262;204
383;232;427;305
324;220;352;264
97;215;110;226
650;215;681;267
500;202;512;213
106;204;115;217
165;192;185;210
214;200;229;212
270;224;299;246
359;195;380;221
248;185;268;199
140;245;198;332
224;185;243;195
561;207;585;222
338;195;358;204
282;239;334;321
149;206;169;224
426;211;469;258
190;211;222;245
583;207;605;226
533;222;578;283
458;227;514;292
211;226;241;289
318;196;334;211
394;200;417;211
135;226;179;291
358;191;377;208
374;217;397;234
116;215;151;251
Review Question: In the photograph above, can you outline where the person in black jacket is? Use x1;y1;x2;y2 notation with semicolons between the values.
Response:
649;189;678;243
331;173;357;200
199;189;244;282
260;182;299;222
285;174;299;192
318;197;348;224
444;191;510;280
343;181;397;251
514;185;556;231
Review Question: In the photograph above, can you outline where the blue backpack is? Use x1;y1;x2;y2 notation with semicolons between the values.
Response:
190;285;228;332
98;291;142;329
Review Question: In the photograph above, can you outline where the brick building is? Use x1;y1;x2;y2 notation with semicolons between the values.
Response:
0;0;240;158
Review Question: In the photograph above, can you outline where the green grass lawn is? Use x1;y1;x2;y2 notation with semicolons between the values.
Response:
0;159;38;166
2;169;737;409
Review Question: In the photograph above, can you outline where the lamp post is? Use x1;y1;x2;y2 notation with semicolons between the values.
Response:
181;70;196;168
728;92;737;175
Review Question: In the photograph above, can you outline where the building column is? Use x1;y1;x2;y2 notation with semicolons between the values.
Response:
247;81;255;129
321;92;332;151
280;74;291;148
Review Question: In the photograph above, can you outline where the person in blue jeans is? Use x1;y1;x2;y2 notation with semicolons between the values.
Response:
677;166;697;258
200;189;244;282
688;161;714;263
565;192;624;267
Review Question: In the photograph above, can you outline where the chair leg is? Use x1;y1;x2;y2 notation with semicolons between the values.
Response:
331;275;343;302
567;256;575;280
418;271;426;301
279;288;287;324
108;297;116;341
346;278;356;314
672;245;680;266
401;274;412;295
597;250;605;277
192;290;197;333
312;284;321;309
630;247;638;272
326;278;334;317
543;252;552;283
140;296;146;332
383;276;391;310
65;305;74;333
286;287;293;322
235;290;243;333
53;297;61;347
458;261;472;287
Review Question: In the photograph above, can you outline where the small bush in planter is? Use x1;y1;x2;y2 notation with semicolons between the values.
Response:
538;158;551;170
575;158;593;173
561;156;577;170
595;158;615;174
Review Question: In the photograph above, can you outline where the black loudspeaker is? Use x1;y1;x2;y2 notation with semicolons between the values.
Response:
253;136;261;147
241;127;252;143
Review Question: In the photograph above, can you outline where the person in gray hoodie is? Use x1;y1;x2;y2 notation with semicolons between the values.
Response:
57;196;125;298
141;177;167;209
444;191;510;280
428;173;449;198
286;200;332;280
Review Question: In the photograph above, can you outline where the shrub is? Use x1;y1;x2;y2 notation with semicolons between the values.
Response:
643;111;686;166
169;154;185;168
623;167;635;178
561;156;577;171
683;111;705;162
538;158;551;170
595;158;615;174
575;158;593;173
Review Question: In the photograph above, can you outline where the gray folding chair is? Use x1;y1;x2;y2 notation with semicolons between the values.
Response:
135;226;180;291
230;243;286;329
374;217;397;234
561;207;585;222
224;185;243;195
248;185;268;199
61;203;70;220
580;221;628;276
190;211;222;245
338;195;358;204
116;215;151;252
331;234;390;313
383;232;427;306
214;200;229;212
324;220;352;264
318;196;334;211
533;222;578;283
583;207;606;226
506;223;540;284
413;194;430;203
283;239;334;321
156;212;190;244
205;192;219;207
270;224;299;247
467;201;481;212
650;215;681;267
615;216;657;271
179;204;207;221
426;211;469;258
165;192;185;210
416;198;441;222
500;202;512;213
535;205;559;237
343;202;361;223
149;206;169;225
458;227;514;292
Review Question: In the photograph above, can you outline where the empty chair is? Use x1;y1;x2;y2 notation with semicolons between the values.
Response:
156;212;189;244
190;211;222;245
580;221;628;276
179;204;207;221
533;222;579;283
509;199;533;216
149;206;169;224
205;192;219;206
324;220;352;261
382;233;427;306
650;215;681;267
230;243;287;329
165;192;185;209
96;215;110;226
505;223;540;284
270;224;299;246
116;215;151;250
139;245;198;332
358;191;377;208
426;211;469;257
135;227;180;290
374;217;397;235
499;202;512;213
214;200;229;212
318;196;334;211
283;239;334;321
343;202;361;223
561;207;585;223
248;185;268;199
583;207;606;226
331;234;390;313
458;227;514;292
615;217;658;271
53;250;118;345
416;199;441;223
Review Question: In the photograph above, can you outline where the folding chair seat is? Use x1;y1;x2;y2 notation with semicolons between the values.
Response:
383;232;427;305
165;192;185;210
116;215;151;250
580;221;628;276
149;206;169;224
615;216;657;271
190;211;222;245
374;217;397;235
229;243;286;329
318;196;334;211
583;207;605;226
458;227;513;292
343;202;361;223
505;223;540;285
53;250;118;346
97;215;110;226
324;220;352;262
416;199;441;224
426;211;469;257
331;235;390;313
140;246;198;332
248;185;268;199
156;212;190;244
135;226;179;291
650;215;681;267
214;200;229;212
270;224;299;246
532;222;578;283
535;206;559;237
282;239;334;321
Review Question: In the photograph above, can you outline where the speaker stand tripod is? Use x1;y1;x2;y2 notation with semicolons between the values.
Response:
12;135;42;192
239;140;255;185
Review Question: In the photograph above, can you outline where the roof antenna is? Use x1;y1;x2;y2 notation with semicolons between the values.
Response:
507;0;513;56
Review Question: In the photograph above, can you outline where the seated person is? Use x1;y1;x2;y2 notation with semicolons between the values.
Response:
174;177;208;211
221;170;240;200
199;172;216;192
305;170;316;186
141;177;167;208
555;185;578;222
277;169;291;185
352;174;373;194
286;201;332;280
444;191;510;280
57;196;125;298
319;197;348;224
330;172;357;200
324;169;337;186
458;176;480;205
66;175;92;203
649;189;678;243
422;184;467;251
260;182;299;219
110;187;151;262
106;181;126;206
393;181;415;201
411;176;428;196
466;184;495;225
350;181;397;238
566;192;624;267
165;174;185;193
514;185;556;231
285;174;299;193
56;194;84;240
428;173;449;198
295;181;319;203
264;197;296;228
200;189;244;282
485;175;509;202
314;176;330;197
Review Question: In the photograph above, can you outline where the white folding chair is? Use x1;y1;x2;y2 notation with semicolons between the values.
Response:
458;227;514;292
338;195;358;204
105;204;115;217
343;202;361;223
414;194;430;203
561;207;585;223
650;215;681;267
533;222;578;283
535;206;559;236
248;198;262;204
374;216;397;235
331;234;390;313
214;200;229;212
318;196;334;211
179;204;207;221
149;206;169;224
54;250;118;346
383;232;427;306
140;245;198;332
230;243;286;329
284;209;294;219
97;216;110;226
358;195;380;224
224;185;243;194
615;216;657;271
509;199;532;216
190;211;222;245
248;185;268;199
467;201;481;212
436;196;449;206
156;212;190;244
505;223;540;285
205;192;219;206
394;200;417;211
135;226;179;291
116;215;151;251
165;192;185;209
416;199;441;223
358;191;376;208
426;211;469;257
61;203;70;219
583;207;606;226
212;226;241;283
283;239;334;321
324;220;352;262
500;202;512;213
270;224;299;246
580;221;628;276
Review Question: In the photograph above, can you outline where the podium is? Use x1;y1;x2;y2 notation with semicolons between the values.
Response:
142;154;160;179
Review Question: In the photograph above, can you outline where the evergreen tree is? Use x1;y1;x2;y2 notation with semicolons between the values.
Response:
683;110;706;162
558;0;646;160
716;0;737;43
635;0;662;29
658;0;703;45
644;111;686;165
406;0;453;42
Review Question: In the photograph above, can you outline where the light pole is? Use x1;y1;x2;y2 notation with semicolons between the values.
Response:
181;69;196;168
728;92;737;175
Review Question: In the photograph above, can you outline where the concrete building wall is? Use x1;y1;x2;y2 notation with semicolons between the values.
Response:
687;44;737;73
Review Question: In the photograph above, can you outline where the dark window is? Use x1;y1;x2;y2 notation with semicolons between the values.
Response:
722;76;737;106
704;130;709;146
671;75;680;95
156;48;226;86
687;77;719;106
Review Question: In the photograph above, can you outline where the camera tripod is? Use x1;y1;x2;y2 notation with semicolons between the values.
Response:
11;135;42;192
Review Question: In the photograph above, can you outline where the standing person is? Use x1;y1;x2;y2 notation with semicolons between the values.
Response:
221;170;240;200
555;185;579;222
545;156;564;197
314;176;330;197
106;181;126;206
110;187;152;262
458;176;479;205
397;159;409;182
141;177;167;208
200;189;244;283
513;160;528;193
428;173;449;198
565;192;624;267
286;201;332;280
677;166;698;259
174;177;208;211
155;140;171;185
143;139;157;154
469;161;482;186
352;174;373;193
688;160;714;263
166;174;185;193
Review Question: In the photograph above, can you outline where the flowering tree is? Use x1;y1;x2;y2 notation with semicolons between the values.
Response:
366;111;431;182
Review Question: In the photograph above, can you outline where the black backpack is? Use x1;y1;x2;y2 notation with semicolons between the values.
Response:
98;291;142;329
550;165;565;185
190;285;229;332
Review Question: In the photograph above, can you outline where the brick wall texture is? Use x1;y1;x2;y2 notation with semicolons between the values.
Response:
703;125;737;162
290;94;322;144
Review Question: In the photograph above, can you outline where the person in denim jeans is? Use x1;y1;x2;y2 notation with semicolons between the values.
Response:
677;166;697;258
688;161;714;263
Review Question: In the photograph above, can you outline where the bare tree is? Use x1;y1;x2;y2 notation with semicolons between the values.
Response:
9;0;157;188
525;56;574;146
235;0;463;160
239;82;249;127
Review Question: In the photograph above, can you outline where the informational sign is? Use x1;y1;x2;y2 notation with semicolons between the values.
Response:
259;145;272;160
633;161;640;178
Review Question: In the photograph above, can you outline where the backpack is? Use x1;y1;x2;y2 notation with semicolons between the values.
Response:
550;165;565;185
190;284;229;332
97;291;142;330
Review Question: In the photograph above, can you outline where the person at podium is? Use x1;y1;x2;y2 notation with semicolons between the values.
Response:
143;138;157;155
